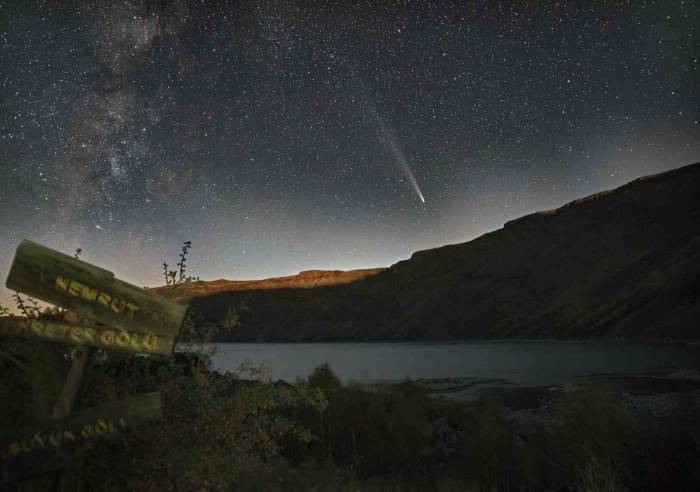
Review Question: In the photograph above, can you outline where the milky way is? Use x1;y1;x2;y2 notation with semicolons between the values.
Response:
1;1;698;308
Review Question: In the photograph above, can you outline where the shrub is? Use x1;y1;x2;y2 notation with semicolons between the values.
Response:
307;363;342;391
547;387;632;490
284;365;435;479
79;356;325;490
461;397;537;491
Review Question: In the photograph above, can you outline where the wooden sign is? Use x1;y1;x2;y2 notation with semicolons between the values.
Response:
5;240;187;355
0;393;162;461
0;317;174;356
0;393;162;484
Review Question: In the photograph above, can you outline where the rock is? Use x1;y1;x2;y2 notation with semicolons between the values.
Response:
508;409;548;441
621;390;700;416
667;369;700;381
433;417;451;441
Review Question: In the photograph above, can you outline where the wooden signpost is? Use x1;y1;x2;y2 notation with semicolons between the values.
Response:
5;240;186;354
1;240;188;487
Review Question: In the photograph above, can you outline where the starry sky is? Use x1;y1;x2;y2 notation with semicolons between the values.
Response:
1;0;699;307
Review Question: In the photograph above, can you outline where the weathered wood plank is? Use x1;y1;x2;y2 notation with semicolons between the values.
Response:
5;240;187;341
51;345;90;420
0;392;162;461
0;317;175;356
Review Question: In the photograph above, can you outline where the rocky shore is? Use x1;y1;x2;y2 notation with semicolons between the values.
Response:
377;369;700;457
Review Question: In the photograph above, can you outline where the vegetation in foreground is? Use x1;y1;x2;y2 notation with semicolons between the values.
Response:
1;341;699;491
1;243;698;490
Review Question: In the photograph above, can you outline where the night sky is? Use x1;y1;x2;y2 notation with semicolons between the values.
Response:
1;1;698;307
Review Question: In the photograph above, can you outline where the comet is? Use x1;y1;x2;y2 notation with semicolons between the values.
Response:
370;103;426;204
352;70;426;204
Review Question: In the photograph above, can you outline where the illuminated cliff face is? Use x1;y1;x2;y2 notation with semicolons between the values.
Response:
154;268;385;302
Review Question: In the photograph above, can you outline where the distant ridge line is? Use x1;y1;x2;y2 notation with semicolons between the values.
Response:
505;161;700;229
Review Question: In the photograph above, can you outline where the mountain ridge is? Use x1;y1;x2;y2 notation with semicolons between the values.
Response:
157;162;700;341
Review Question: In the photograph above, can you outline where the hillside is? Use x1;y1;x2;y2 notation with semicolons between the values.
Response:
156;162;700;341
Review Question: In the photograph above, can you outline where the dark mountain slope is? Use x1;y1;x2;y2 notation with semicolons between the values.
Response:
157;162;700;341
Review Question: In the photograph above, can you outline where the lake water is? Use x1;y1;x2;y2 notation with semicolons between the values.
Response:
209;341;700;390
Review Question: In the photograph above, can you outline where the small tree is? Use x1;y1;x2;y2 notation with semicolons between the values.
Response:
163;240;200;286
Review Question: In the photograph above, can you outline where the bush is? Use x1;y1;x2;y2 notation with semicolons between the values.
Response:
547;387;632;491
77;355;325;490
624;393;700;492
284;365;435;479
307;363;342;391
461;397;537;492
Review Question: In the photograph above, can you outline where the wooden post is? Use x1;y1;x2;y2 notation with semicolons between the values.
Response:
51;346;90;421
51;311;89;421
52;312;89;490
1;241;173;488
